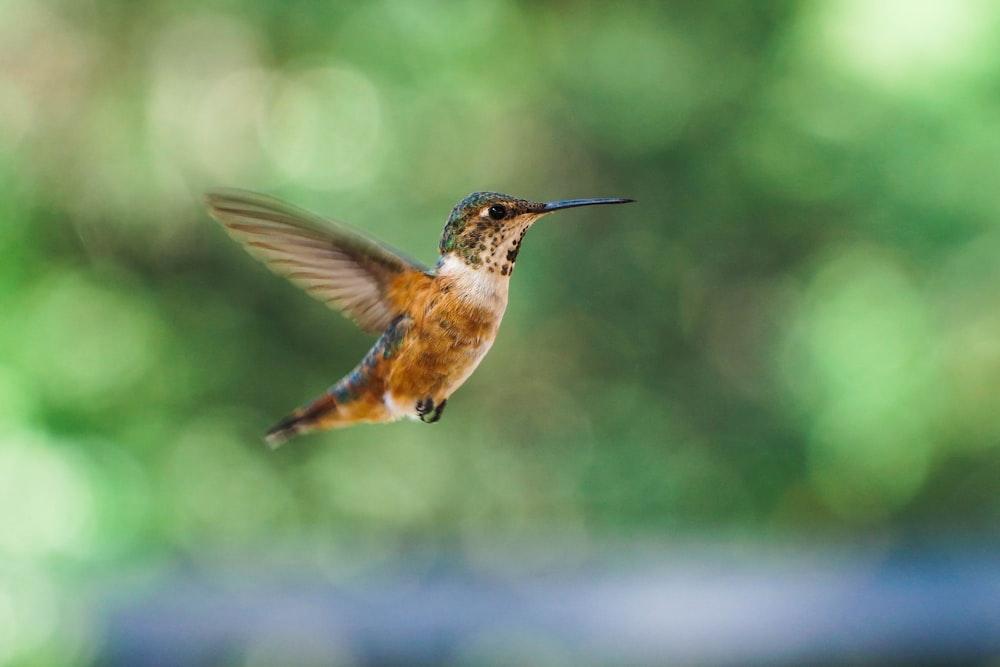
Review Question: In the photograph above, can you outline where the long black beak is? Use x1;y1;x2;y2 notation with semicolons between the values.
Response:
541;197;634;213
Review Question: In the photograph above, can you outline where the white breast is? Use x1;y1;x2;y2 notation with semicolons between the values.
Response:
436;254;510;310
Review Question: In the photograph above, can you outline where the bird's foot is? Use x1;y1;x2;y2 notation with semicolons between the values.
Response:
416;397;447;423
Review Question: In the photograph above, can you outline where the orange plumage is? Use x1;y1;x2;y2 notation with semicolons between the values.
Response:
206;189;632;446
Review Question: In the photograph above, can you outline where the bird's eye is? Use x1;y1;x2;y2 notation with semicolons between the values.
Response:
487;204;507;221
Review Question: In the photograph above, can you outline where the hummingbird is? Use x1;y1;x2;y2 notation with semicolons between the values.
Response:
206;189;633;446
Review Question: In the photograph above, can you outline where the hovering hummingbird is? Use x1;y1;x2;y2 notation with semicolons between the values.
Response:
206;189;633;446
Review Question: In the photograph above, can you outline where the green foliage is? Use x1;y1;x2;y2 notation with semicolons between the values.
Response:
2;0;1000;661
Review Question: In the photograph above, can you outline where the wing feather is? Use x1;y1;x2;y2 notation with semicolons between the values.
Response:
206;189;428;334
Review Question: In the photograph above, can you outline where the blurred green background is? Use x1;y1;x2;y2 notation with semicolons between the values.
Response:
2;0;1000;662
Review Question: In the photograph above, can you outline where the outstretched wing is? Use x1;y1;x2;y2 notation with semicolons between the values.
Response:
206;189;429;334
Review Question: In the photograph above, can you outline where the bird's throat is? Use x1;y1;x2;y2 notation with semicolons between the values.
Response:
436;254;511;312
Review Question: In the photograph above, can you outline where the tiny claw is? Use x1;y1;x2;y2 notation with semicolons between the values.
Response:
416;397;446;423
424;399;447;424
416;397;433;417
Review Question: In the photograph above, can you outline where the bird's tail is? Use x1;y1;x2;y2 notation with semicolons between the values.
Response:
264;391;339;448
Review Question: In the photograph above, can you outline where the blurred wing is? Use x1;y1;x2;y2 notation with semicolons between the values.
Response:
206;189;429;334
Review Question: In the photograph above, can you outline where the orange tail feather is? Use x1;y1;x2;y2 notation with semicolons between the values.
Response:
264;392;338;448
